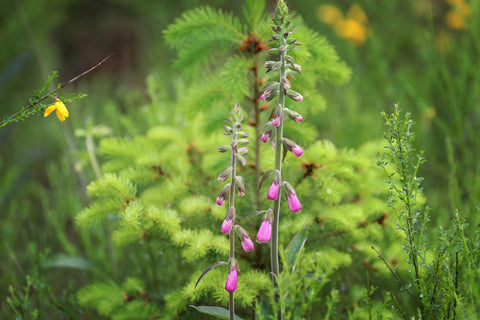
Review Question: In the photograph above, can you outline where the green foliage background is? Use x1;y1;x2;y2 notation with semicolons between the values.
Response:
1;0;479;319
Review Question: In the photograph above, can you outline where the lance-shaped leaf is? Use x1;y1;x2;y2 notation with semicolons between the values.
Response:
258;170;273;190
285;224;308;272
190;305;245;320
195;261;228;289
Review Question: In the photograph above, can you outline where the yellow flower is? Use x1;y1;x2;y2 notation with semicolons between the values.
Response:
445;0;471;30
335;17;368;46
317;4;343;25
44;99;69;121
317;4;370;46
445;10;467;30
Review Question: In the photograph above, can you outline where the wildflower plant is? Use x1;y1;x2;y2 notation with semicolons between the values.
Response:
258;1;305;316
194;105;252;320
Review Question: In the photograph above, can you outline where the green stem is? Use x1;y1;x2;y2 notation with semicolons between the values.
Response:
86;135;102;179
228;126;238;320
271;35;287;320
253;52;262;211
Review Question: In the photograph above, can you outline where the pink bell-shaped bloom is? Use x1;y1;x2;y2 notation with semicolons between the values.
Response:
283;182;302;212
241;236;254;252
216;183;230;206
221;207;235;234
256;211;272;243
291;145;303;157
287;90;303;102
260;127;273;143
225;262;238;292
282;138;303;157
272;110;281;127
236;225;254;252
267;170;281;200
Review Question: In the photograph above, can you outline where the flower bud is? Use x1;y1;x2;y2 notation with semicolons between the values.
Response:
272;107;282;127
237;154;247;167
287;90;303;102
237;147;248;155
260;127;273;143
218;145;231;153
285;108;303;123
238;138;250;145
236;176;245;197
221;207;235;234
283;182;301;212
267;170;281;200
257;210;273;243
224;126;232;135
216;183;230;206
236;225;254;252
281;76;291;90
282;138;303;157
217;167;231;182
225;260;238;292
267;48;279;55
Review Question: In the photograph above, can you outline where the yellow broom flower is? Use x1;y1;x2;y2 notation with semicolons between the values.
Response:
44;98;69;121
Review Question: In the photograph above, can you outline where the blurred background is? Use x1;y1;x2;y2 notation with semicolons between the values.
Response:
1;0;478;318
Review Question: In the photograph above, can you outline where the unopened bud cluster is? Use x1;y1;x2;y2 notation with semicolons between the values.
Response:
216;105;255;292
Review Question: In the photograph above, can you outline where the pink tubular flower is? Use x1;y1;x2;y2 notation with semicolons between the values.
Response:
236;225;254;252
256;211;272;243
287;89;303;102
260;127;273;143
216;184;230;206
225;263;238;292
272;107;281;127
241;236;254;252
221;207;235;234
260;89;271;102
291;145;303;157
283;182;302;213
285;108;303;123
267;170;281;200
282;138;303;157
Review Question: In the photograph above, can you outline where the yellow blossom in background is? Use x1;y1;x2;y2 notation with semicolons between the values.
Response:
445;0;471;30
317;3;370;46
347;4;369;25
44;98;69;121
317;4;343;25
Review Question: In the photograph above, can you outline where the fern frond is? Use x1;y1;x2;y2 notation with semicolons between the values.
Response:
172;229;229;262
118;201;144;230
164;6;245;77
87;173;137;200
220;55;252;98
77;281;123;316
164;7;244;47
112;228;144;247
179;195;213;218
76;198;123;228
146;206;181;236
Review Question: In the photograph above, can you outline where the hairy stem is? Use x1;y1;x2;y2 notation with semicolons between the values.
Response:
270;33;287;320
228;126;238;320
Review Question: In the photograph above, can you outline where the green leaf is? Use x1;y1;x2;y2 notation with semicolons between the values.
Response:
43;254;94;270
285;224;308;272
190;305;245;320
195;261;228;289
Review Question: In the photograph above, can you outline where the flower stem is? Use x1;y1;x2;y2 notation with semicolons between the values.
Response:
228;125;238;320
270;34;287;320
